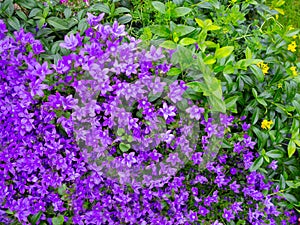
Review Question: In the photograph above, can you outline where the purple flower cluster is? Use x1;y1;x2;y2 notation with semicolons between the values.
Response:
0;17;297;225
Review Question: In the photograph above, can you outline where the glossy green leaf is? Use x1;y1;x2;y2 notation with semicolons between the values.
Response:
64;8;72;18
173;7;192;17
173;25;195;37
52;215;64;225
159;40;177;49
89;3;110;13
7;17;20;30
30;212;42;225
47;17;69;30
152;1;166;14
118;14;132;24
245;47;252;59
115;7;130;15
150;25;170;37
179;37;196;46
215;46;234;59
28;8;42;18
167;68;181;76
288;140;296;158
204;55;216;65
119;143;131;152
265;150;284;158
249;156;264;172
250;65;264;82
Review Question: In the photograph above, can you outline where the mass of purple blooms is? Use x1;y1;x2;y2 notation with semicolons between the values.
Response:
0;14;298;225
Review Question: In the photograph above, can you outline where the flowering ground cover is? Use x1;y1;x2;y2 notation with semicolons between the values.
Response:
0;0;300;224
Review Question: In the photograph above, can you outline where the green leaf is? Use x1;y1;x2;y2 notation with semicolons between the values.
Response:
37;28;53;37
282;193;297;203
256;97;267;107
288;140;296;158
89;3;110;13
16;11;27;21
167;68;181;76
206;24;220;31
173;25;195;37
118;14;132;24
7;17;20;30
150;25;170;37
78;19;88;33
280;174;286;189
151;1;166;14
171;45;194;70
115;7;130;15
186;81;207;93
119;143;131;152
225;96;239;108
42;7;49;18
2;0;14;17
172;7;191;17
29;211;42;225
235;59;262;70
250;65;264;82
159;40;177;49
249;156;264;172
117;128;125;136
292;100;300;114
179;38;196;46
265;150;283;158
64;8;72;19
215;46;234;59
47;17;69;30
195;18;204;28
245;47;252;59
204;55;216;65
17;0;37;9
52;215;64;225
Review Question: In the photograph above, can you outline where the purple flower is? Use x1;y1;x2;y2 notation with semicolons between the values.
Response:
243;134;256;149
222;208;234;222
231;202;243;213
199;206;209;216
268;160;278;170
186;105;204;120
86;12;104;26
150;77;166;94
166;153;181;166
60;33;79;50
160;102;176;120
122;152;137;168
168;81;185;103
242;122;251;131
189;211;198;222
192;152;203;165
111;20;126;37
29;79;48;97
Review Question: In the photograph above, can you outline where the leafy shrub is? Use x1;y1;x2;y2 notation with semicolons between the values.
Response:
0;13;298;224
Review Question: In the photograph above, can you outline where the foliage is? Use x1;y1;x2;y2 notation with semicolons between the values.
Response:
0;0;300;224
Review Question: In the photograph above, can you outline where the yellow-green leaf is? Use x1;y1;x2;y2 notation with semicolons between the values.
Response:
179;38;196;46
288;140;296;158
215;46;234;59
195;18;204;28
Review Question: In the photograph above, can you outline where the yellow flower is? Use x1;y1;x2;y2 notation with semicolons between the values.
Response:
288;41;297;52
261;119;273;130
293;35;297;39
257;62;269;75
277;83;282;88
290;66;298;76
275;14;279;20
